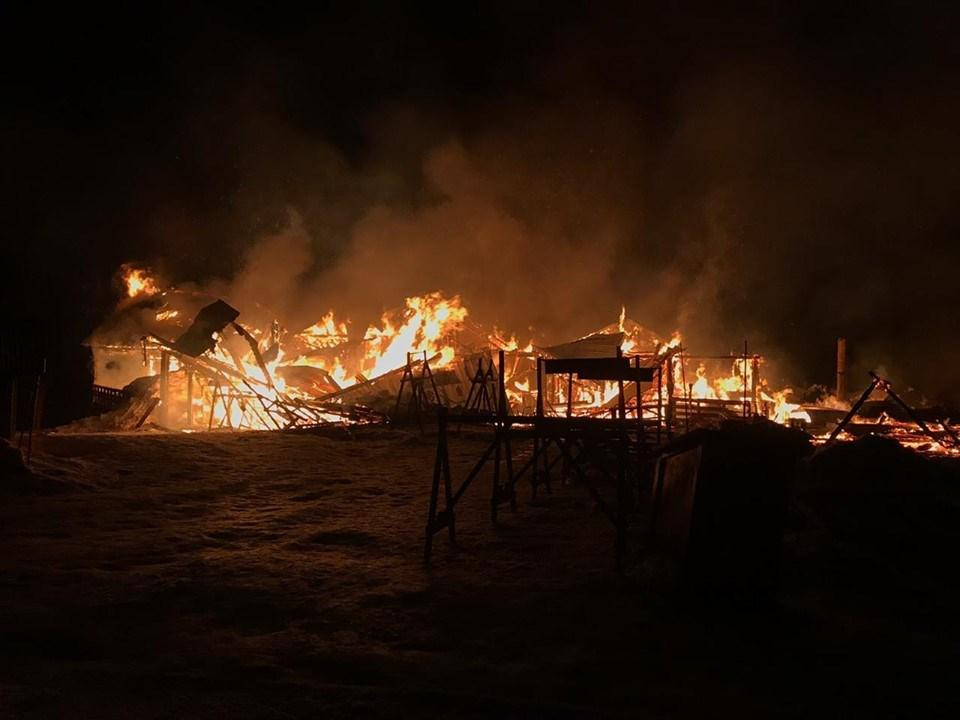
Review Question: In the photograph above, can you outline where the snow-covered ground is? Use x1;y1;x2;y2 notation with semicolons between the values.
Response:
1;429;958;717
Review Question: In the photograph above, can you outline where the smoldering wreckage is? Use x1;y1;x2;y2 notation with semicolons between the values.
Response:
13;263;959;585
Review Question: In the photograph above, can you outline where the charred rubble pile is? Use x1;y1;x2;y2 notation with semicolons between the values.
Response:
71;266;959;463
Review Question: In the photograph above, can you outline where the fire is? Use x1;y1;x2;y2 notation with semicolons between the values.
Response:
360;292;467;378
618;306;635;353
298;311;349;349
491;331;534;353
98;266;879;438
685;357;756;402
690;364;718;399
122;265;159;298
761;389;812;424
618;310;635;352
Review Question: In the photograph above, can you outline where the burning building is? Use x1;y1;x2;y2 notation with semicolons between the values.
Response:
82;264;854;441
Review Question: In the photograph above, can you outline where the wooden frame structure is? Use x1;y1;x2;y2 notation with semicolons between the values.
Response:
424;348;658;573
393;351;442;429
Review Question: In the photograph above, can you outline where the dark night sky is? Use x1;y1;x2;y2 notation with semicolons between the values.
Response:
3;2;960;410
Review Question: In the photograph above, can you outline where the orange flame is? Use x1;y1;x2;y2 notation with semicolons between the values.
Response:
122;265;159;298
360;292;468;378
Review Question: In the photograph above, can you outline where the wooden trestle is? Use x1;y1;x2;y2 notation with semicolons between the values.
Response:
424;349;659;573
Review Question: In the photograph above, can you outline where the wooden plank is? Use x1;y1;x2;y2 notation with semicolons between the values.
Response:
542;332;624;359
543;357;654;382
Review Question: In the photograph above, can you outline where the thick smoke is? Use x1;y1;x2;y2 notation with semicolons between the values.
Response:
201;57;960;400
12;5;959;404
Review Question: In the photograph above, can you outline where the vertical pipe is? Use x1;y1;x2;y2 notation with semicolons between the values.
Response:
836;337;847;401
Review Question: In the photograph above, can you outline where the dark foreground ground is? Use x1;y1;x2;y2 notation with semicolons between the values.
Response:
1;428;959;718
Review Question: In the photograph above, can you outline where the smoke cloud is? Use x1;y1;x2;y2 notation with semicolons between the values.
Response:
7;5;960;404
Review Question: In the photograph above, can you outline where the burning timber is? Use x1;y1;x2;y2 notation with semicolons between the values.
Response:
85;295;769;435
77;265;960;463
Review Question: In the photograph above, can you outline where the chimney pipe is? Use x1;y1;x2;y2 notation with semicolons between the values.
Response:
836;337;846;400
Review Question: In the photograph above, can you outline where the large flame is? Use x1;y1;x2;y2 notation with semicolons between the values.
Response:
360;292;468;377
298;311;349;350
102;267;853;434
122;265;159;298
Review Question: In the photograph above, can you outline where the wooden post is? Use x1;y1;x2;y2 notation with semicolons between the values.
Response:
8;377;16;442
656;362;663;444
836;337;847;401
425;408;444;564
463;357;478;411
185;369;194;427
208;385;220;430
616;347;625;421
827;375;880;443
533;356;546;497
536;357;544;417
159;351;170;427
497;349;506;417
666;355;675;437
742;340;749;418
498;350;515;509
25;361;45;464
615;351;628;577
394;353;409;418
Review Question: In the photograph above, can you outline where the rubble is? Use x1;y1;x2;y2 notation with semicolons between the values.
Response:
75;266;957;461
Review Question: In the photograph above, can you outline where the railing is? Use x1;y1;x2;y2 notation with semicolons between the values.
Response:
92;384;128;411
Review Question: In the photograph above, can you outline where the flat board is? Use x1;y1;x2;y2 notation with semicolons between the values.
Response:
542;357;654;382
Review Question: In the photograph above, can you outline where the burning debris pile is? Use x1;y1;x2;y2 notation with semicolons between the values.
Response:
78;265;958;456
